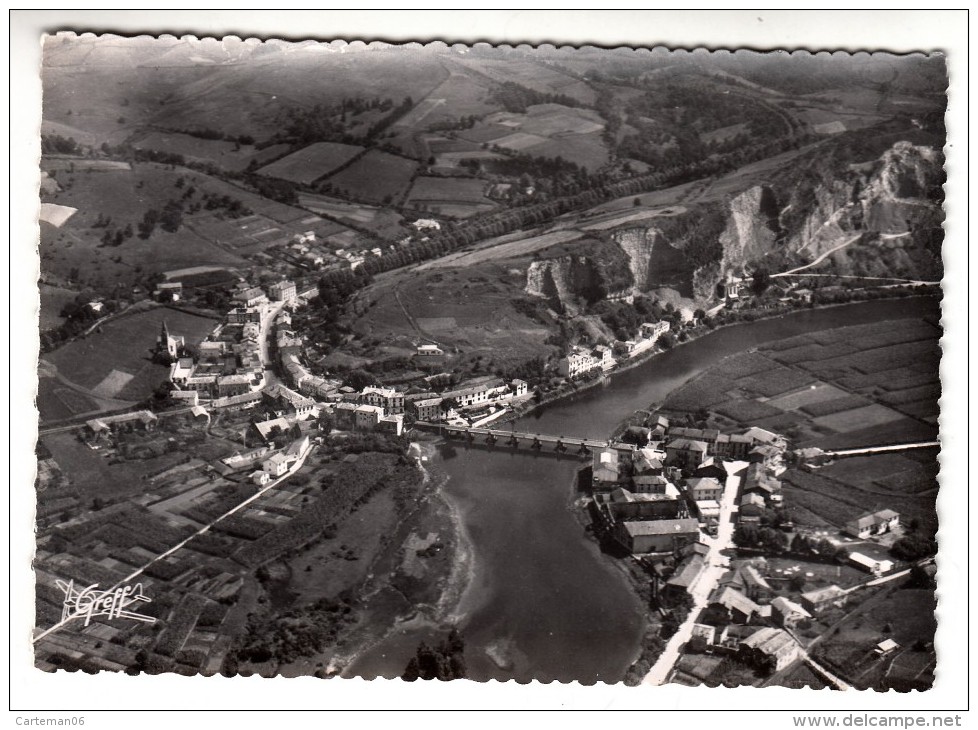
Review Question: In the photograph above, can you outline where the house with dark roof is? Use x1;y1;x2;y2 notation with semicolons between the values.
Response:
613;517;700;554
739;627;801;673
665;438;709;470
706;586;761;625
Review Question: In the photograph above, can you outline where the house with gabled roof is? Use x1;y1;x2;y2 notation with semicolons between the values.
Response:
771;596;811;629
739;627;801;673
665;438;709;470
706;586;761;625
800;585;848;614
844;509;900;539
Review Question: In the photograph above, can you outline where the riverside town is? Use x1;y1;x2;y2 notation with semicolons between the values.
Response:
34;35;944;690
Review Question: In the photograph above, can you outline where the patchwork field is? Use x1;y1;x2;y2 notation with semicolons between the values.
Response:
457;103;610;171
664;316;940;448
404;176;495;218
812;585;936;691
325;150;419;205
256;142;365;184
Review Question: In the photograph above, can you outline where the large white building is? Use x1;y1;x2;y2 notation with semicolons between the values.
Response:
558;349;599;378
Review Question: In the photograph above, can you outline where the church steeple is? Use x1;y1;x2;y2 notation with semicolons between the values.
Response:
160;320;170;348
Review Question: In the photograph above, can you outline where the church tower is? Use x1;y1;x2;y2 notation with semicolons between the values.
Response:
158;320;183;358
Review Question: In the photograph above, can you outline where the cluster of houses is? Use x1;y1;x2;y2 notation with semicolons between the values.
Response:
267;298;530;431
271;225;444;275
591;418;789;554
669;556;836;674
163;278;301;404
558;320;671;379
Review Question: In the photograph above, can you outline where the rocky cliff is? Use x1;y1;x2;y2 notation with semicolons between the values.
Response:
525;132;944;308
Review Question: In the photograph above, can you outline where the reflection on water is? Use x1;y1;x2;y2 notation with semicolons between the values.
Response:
348;296;939;681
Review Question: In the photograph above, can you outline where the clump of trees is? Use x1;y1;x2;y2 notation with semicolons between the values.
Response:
489;81;581;114
402;628;466;681
41;134;81;155
891;533;937;561
733;523;789;552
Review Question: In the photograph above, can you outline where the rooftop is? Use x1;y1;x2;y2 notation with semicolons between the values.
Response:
623;517;699;537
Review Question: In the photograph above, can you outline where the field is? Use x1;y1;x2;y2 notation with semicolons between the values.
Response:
350;264;555;369
659;314;941;533
812;585;936;691
37;160;334;289
131;131;259;172
39;307;218;420
256;142;365;184
325;150;419;205
38;283;79;331
451;57;597;105
781;457;938;534
404;176;495;218
663;316;940;447
39;203;78;227
457;103;610;171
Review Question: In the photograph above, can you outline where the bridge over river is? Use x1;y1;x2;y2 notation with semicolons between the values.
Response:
417;422;615;456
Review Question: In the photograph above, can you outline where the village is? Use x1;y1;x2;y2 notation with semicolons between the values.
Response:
574;414;931;689
47;260;933;689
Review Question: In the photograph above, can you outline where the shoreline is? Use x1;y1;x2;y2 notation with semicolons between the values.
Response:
331;440;474;678
333;290;939;680
495;290;939;429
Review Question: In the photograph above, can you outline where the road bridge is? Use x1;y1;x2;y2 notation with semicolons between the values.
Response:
418;422;617;456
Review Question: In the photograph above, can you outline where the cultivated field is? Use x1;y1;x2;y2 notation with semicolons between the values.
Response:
664;316;940;449
457;104;610;171
39;204;78;228
812;585;936;691
256;142;365;184
404;176;495;218
325;150;419;205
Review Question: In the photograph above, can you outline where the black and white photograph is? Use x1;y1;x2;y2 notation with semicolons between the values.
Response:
12;8;969;721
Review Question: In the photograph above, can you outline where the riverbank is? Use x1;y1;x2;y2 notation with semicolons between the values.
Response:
566;465;672;685
499;289;940;432
328;294;941;682
330;441;473;679
229;440;465;680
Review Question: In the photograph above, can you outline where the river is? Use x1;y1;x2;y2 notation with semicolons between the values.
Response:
346;296;940;682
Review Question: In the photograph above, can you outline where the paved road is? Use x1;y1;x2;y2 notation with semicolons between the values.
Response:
643;460;748;685
822;441;940;457
259;300;286;388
